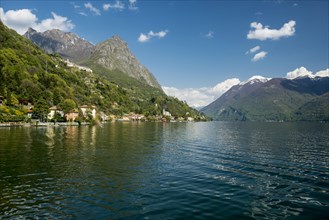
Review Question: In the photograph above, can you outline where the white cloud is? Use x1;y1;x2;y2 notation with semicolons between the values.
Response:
103;1;125;11
129;0;138;10
138;33;150;43
286;67;329;79
247;20;296;40
286;66;312;79
0;8;74;34
34;12;75;32
252;51;268;62
0;8;37;34
246;45;260;54
205;31;214;38
315;69;329;77
162;78;240;108
79;12;87;16
138;30;169;43
84;2;101;15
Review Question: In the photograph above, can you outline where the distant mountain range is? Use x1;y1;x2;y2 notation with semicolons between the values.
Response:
24;28;161;89
201;75;329;121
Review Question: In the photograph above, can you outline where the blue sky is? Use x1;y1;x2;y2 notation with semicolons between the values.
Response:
1;0;328;107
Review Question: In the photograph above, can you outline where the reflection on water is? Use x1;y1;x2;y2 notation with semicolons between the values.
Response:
0;122;329;219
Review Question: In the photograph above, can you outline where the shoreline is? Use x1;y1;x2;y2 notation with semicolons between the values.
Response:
0;122;91;127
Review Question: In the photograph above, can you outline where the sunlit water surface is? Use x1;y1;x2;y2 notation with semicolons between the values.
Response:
0;122;328;219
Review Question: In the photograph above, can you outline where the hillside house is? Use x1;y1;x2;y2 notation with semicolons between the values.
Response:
47;106;64;120
163;109;171;117
80;105;97;119
66;109;79;121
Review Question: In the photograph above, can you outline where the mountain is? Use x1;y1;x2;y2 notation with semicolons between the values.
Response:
24;28;94;63
201;76;329;121
84;36;161;89
24;29;161;89
1;21;206;122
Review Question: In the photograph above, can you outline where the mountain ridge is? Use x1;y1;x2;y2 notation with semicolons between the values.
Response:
24;27;95;63
201;76;329;121
24;28;162;89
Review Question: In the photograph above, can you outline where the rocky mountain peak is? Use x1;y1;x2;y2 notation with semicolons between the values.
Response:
24;28;95;62
240;75;271;85
26;27;37;34
24;29;162;89
91;36;161;89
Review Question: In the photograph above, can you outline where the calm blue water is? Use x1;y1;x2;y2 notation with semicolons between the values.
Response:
0;122;329;219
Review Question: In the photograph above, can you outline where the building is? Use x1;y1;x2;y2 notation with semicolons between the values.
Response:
163;109;171;117
66;109;79;121
47;106;64;120
80;105;97;119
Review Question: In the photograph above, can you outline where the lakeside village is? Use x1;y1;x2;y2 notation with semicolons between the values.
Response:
0;97;198;127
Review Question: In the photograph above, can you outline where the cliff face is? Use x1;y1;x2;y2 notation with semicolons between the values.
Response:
24;28;95;63
90;35;161;89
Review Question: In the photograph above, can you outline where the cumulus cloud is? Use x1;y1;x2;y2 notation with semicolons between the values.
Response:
162;78;240;108
252;51;268;62
0;8;74;34
286;67;329;79
103;1;125;11
315;69;329;77
0;8;37;34
84;2;101;15
247;20;296;40
138;30;169;43
246;45;260;54
129;0;138;10
34;12;75;32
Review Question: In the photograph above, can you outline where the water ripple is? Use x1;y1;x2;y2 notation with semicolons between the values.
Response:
1;122;329;219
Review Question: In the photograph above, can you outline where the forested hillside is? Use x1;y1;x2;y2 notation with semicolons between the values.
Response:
0;21;205;122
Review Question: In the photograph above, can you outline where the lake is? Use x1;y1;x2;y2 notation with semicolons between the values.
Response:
0;122;328;219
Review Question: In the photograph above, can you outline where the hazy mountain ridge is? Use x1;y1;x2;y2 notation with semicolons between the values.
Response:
201;76;329;121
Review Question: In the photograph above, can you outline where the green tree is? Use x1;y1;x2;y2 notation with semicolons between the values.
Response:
60;99;76;114
33;98;49;121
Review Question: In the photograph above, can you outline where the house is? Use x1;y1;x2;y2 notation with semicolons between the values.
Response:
65;109;79;121
47;106;64;120
80;105;97;119
163;109;171;117
65;59;93;72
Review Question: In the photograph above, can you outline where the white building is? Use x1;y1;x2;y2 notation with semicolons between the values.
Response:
48;106;64;120
80;105;97;119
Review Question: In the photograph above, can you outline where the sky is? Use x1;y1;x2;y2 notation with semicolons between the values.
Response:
1;0;328;107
